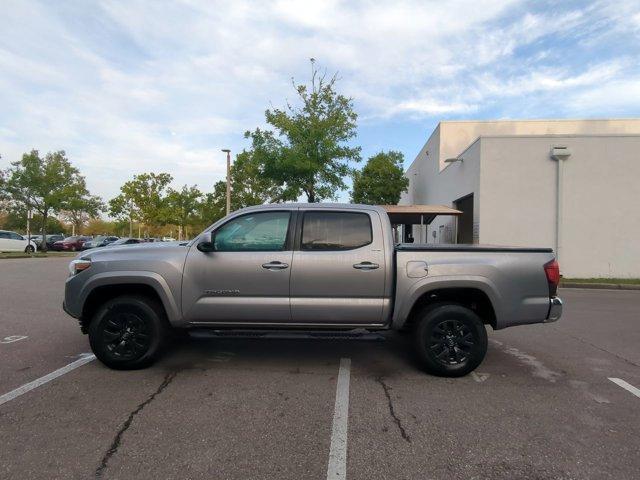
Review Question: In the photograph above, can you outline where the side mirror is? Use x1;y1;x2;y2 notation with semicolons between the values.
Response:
196;231;216;253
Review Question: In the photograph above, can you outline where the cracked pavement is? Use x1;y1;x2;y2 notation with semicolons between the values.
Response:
1;257;639;479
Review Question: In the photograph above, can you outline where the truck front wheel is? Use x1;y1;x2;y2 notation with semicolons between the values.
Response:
413;304;487;377
88;295;169;370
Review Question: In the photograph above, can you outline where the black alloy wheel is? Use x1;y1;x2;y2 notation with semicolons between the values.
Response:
429;319;475;366
101;312;151;361
89;295;169;370
413;304;488;377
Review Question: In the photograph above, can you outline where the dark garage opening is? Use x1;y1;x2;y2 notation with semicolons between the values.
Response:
454;194;474;244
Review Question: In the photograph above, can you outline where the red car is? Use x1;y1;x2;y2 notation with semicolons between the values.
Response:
51;236;92;252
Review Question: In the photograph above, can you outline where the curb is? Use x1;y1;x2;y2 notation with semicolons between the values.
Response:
561;282;640;291
0;253;76;259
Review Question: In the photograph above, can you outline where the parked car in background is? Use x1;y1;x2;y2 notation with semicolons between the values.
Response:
162;236;176;242
105;237;141;247
52;236;92;252
82;236;119;250
0;230;38;253
31;234;65;250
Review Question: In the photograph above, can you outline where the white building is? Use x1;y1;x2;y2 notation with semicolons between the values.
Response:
401;119;640;278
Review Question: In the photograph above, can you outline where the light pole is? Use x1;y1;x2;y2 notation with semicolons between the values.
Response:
26;206;32;244
129;198;133;238
222;149;231;216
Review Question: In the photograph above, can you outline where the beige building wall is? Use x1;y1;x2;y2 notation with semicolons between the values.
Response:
480;135;640;277
402;119;640;277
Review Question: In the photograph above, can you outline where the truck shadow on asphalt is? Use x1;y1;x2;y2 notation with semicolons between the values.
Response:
157;331;419;380
151;329;566;386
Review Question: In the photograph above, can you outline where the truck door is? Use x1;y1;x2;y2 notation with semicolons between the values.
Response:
290;209;386;325
182;210;294;324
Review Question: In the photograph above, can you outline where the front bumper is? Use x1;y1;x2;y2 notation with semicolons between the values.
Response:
62;300;74;317
545;296;563;322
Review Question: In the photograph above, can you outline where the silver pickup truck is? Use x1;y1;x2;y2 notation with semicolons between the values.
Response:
64;203;562;376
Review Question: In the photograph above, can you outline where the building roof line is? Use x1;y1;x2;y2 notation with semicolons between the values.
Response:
439;136;482;174
469;133;640;139
438;118;640;124
405;124;441;174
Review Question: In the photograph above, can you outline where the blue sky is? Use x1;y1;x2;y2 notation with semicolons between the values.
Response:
1;0;639;203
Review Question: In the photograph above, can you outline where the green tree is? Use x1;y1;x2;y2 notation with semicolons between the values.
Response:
0;207;66;235
247;59;361;202
60;178;104;234
195;181;229;230
108;194;139;237
193;150;286;230
164;185;202;240
351;151;409;205
230;149;284;209
109;172;173;235
1;150;92;250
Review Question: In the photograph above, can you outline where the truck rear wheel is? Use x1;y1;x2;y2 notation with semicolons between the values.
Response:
413;304;487;377
88;295;169;370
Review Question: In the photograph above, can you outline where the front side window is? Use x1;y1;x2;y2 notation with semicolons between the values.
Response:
214;211;291;252
10;232;24;240
301;211;372;250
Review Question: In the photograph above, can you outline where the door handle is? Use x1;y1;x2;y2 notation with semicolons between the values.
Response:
262;261;289;270
353;261;379;270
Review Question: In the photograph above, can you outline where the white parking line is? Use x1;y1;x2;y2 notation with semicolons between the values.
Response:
1;335;28;344
608;378;640;399
327;357;351;480
0;353;96;406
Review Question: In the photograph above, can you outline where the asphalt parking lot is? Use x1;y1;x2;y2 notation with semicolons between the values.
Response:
1;257;639;479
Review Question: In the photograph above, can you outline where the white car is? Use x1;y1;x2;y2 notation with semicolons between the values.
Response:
0;230;38;253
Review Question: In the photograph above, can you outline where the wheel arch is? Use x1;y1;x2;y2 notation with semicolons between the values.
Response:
78;272;182;333
399;286;498;332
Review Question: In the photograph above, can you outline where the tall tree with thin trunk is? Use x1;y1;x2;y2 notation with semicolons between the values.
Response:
247;59;361;202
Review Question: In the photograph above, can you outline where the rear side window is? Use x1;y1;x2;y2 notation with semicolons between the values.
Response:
301;211;372;250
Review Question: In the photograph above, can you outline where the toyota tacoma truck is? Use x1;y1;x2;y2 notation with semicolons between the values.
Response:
63;203;562;376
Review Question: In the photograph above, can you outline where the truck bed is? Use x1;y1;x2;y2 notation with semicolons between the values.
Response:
396;243;553;253
393;244;557;330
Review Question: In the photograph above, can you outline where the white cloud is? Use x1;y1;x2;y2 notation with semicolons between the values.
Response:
392;99;477;116
1;0;639;203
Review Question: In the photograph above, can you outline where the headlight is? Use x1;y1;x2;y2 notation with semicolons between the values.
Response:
68;259;91;276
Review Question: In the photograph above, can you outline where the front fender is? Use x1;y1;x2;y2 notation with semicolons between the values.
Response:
392;275;503;329
67;271;182;325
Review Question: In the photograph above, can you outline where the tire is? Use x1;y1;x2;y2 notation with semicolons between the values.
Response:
24;245;35;253
88;295;169;370
413;304;488;377
70;246;76;252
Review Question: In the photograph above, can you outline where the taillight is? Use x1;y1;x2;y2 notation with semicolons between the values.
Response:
544;259;560;297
